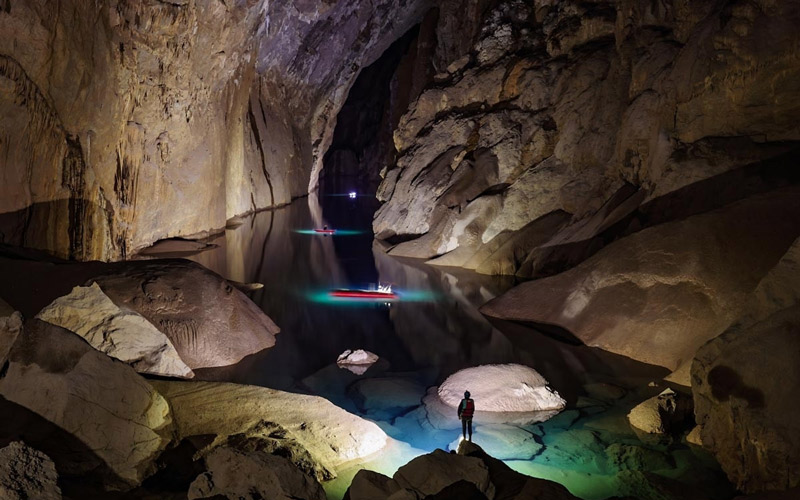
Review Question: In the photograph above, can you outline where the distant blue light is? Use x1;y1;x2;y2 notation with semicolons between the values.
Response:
349;191;357;199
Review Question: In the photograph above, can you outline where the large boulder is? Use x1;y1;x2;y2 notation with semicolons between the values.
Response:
0;441;61;500
423;364;566;429
0;319;173;487
36;282;193;378
188;446;326;500
482;187;800;370
150;380;388;477
345;441;580;500
0;311;22;364
92;260;278;369
692;306;800;494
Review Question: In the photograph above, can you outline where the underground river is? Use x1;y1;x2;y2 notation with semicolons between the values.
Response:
162;194;736;500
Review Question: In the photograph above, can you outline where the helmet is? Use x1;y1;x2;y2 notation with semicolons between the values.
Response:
464;391;471;398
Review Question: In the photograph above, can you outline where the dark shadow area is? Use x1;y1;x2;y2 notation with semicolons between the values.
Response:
529;142;800;278
320;15;436;198
512;319;585;346
0;396;124;497
707;365;765;409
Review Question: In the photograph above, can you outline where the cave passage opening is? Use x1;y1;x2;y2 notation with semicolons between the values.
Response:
318;20;434;204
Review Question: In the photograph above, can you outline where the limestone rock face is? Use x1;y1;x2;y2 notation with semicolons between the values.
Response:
0;441;62;500
150;380;388;476
394;448;495;499
188;446;326;500
0;0;436;261
374;0;800;277
36;282;193;378
92;260;278;369
482;187;800;370
692;306;800;494
0;319;173;487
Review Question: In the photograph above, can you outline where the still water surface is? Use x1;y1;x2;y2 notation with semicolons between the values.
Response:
180;194;733;500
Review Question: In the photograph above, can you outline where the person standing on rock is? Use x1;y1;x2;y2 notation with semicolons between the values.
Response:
458;390;475;442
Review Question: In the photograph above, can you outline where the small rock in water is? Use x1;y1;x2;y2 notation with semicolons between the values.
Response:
627;388;693;434
337;349;379;375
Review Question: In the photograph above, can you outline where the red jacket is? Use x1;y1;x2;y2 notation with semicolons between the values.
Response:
458;398;475;418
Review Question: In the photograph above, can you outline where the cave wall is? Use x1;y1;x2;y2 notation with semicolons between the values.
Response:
373;0;800;273
0;0;434;260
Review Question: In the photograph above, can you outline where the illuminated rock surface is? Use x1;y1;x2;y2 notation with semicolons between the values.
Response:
92;260;278;369
375;0;800;279
150;380;389;476
188;446;326;500
0;441;61;500
0;319;173;487
36;282;193;378
482;187;800;370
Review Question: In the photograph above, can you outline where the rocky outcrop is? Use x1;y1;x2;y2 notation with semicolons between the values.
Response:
0;441;61;500
345;441;579;500
481;186;800;370
0;319;173;487
188;446;326;500
373;0;800;277
92;260;278;369
150;380;389;477
0;0;439;261
36;282;193;378
0;311;22;364
692;306;800;494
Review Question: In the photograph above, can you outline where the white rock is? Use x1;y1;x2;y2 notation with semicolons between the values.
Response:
423;364;565;429
36;283;193;379
337;349;379;375
438;364;565;412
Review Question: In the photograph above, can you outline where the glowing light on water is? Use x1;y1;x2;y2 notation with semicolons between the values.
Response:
293;229;365;236
306;288;438;305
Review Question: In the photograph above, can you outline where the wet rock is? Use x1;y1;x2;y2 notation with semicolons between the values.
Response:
0;319;173;487
539;429;608;474
93;260;278;369
36;283;193;378
188;446;325;500
686;426;703;447
423;364;566;429
150;380;388;477
692;306;800;493
344;469;402;500
605;443;674;472
627;388;693;435
482;187;800;370
337;349;379;375
447;424;542;460
138;238;217;257
0;441;61;500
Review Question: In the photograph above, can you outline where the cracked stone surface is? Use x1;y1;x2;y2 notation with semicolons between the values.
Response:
0;319;173;487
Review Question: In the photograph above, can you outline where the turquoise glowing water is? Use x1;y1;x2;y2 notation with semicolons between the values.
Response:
184;195;735;500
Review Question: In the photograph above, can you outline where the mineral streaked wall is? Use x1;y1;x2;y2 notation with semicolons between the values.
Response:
0;0;433;260
373;0;800;273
